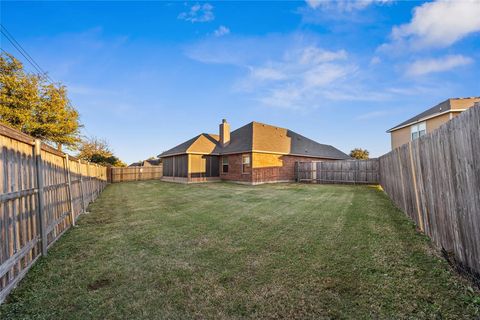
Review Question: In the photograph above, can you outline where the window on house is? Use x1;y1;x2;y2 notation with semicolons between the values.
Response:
242;154;251;174
411;122;426;141
222;157;228;173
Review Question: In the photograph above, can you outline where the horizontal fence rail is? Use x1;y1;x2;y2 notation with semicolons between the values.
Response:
296;159;379;184
379;104;480;284
0;123;107;303
107;166;163;183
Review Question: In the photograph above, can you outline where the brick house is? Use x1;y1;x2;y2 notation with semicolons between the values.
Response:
387;97;480;150
159;119;349;184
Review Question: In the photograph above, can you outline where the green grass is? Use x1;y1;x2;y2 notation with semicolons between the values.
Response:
1;181;479;319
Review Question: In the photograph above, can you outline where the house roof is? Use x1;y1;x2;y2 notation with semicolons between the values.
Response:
159;121;350;160
387;97;480;132
212;122;253;154
128;158;162;167
159;133;220;157
143;158;162;166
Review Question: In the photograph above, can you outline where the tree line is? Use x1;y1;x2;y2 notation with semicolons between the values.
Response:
0;52;126;167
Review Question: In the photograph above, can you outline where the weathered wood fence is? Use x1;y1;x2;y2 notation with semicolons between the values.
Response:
107;166;163;183
296;104;480;283
379;104;480;283
296;159;379;184
0;123;107;303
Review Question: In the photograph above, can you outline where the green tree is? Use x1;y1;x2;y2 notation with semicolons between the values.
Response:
0;52;81;150
77;137;126;167
349;148;369;160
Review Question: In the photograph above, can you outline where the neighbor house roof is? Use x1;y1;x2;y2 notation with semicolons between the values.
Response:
128;158;162;167
159;121;349;160
143;158;162;166
387;97;480;132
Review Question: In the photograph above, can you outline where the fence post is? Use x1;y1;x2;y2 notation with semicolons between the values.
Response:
86;162;90;207
78;159;86;214
65;154;75;227
34;139;48;256
408;142;424;232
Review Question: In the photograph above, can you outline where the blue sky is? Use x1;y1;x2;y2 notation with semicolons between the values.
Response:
1;1;479;163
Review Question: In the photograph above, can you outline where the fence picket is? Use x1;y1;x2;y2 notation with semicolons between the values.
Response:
107;166;163;183
379;105;480;284
296;159;379;184
0;124;107;303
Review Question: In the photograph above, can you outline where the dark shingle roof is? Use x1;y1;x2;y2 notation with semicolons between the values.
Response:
387;99;451;132
286;130;350;159
159;121;349;160
158;135;204;157
144;158;162;166
128;158;162;167
212;122;253;154
387;97;480;132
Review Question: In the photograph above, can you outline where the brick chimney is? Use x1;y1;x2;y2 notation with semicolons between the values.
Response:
219;119;230;147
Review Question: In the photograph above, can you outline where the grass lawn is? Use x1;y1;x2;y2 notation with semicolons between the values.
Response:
1;181;479;319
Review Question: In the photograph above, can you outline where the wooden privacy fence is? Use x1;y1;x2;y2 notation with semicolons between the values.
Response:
379;104;480;283
296;159;379;184
0;123;107;303
107;165;163;183
295;105;480;283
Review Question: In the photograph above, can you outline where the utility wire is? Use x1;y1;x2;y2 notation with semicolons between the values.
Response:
0;25;94;147
1;24;57;84
0;24;91;139
1;25;45;74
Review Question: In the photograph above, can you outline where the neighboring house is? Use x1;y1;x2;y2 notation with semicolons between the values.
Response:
158;119;350;184
387;97;480;150
128;158;162;167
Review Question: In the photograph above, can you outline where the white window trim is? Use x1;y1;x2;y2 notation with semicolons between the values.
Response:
222;156;228;173
411;121;426;141
242;154;251;174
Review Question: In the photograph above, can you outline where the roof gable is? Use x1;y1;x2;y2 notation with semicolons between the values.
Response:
159;133;219;157
388;97;480;132
187;134;219;154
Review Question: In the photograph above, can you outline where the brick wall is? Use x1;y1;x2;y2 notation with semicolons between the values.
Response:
252;154;334;184
219;153;253;183
220;152;334;184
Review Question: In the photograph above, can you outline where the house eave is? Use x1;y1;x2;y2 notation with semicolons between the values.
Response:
159;151;221;158
386;109;466;133
160;149;349;160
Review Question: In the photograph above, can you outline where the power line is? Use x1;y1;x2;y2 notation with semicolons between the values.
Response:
0;24;80;109
0;24;56;84
1;25;46;74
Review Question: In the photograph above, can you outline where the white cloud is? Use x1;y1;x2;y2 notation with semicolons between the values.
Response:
298;46;347;64
406;55;473;76
303;63;352;88
178;3;214;23
250;67;286;81
185;34;389;110
240;46;358;109
305;0;321;9
355;110;390;120
370;56;381;65
214;25;230;37
390;0;480;49
305;0;393;11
